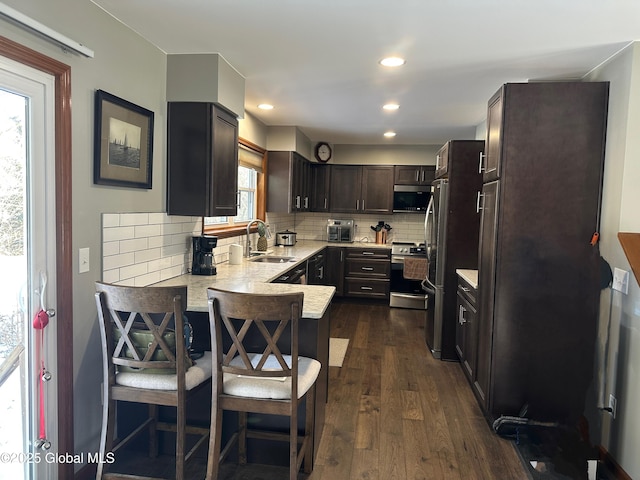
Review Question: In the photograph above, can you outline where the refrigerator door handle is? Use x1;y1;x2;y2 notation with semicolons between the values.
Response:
424;195;435;256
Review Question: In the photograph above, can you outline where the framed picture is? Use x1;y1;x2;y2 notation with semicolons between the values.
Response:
93;90;154;188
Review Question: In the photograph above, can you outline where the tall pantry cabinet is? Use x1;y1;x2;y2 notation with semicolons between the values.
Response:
475;82;609;425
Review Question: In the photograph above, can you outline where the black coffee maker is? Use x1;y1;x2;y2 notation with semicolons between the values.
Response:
192;235;218;275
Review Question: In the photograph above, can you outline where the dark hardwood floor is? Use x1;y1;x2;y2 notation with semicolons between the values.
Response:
106;300;539;479
309;300;529;480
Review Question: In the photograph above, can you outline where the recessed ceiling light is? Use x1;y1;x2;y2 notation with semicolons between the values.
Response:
258;104;274;110
384;131;397;138
383;103;400;111
379;57;406;67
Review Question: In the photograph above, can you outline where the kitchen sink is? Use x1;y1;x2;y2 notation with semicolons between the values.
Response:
249;255;296;263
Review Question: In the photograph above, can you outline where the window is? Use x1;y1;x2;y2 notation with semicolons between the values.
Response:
203;139;265;236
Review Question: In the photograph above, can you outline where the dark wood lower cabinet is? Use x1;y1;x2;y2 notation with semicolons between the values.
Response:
455;276;478;384
344;248;390;300
324;247;345;296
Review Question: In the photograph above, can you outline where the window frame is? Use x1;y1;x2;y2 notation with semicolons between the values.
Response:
202;137;266;238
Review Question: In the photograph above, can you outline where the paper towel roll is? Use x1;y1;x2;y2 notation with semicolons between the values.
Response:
229;244;243;264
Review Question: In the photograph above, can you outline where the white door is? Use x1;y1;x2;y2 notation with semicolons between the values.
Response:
0;56;58;480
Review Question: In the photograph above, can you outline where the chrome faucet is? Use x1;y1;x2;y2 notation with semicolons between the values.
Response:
245;219;271;257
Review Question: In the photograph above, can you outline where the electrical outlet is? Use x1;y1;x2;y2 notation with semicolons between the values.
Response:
612;267;629;294
608;394;617;419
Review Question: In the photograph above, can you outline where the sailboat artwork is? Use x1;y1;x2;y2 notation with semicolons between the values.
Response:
108;117;141;169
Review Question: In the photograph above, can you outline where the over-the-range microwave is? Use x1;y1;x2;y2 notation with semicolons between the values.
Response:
393;185;431;212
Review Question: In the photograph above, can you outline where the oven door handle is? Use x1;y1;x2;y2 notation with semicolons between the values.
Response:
420;278;436;295
391;293;427;299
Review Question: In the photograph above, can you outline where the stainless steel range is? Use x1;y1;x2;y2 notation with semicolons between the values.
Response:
390;241;428;309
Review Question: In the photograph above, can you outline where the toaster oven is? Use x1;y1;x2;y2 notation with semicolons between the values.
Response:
327;219;354;243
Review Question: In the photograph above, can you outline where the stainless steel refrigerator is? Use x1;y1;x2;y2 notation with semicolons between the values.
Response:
423;140;484;360
423;180;446;359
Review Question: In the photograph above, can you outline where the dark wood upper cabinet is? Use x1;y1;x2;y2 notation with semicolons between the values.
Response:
167;102;238;217
395;165;435;185
267;151;312;213
330;165;393;214
481;90;503;182
310;164;331;212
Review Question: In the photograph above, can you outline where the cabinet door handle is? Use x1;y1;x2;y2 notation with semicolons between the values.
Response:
340;250;344;262
360;286;373;291
324;198;327;210
361;266;374;271
421;170;425;182
304;197;309;209
295;195;301;209
415;170;420;182
356;199;359;210
361;199;365;211
319;266;324;280
236;191;241;208
362;252;375;256
459;305;467;324
476;191;485;213
436;154;441;170
478;152;486;173
461;286;470;292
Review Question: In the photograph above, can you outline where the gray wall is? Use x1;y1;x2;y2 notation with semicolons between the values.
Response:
585;42;640;478
1;0;169;462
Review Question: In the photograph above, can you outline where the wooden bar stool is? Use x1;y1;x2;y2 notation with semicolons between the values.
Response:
95;282;212;480
205;287;320;480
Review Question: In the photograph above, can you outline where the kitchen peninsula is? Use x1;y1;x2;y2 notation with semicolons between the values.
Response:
153;241;336;465
154;242;335;317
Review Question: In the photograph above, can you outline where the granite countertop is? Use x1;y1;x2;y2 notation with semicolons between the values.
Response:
154;240;390;318
456;269;478;289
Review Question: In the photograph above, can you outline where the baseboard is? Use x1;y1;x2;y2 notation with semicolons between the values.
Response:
598;445;632;480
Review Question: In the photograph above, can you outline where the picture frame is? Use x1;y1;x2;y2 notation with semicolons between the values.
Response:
93;89;154;188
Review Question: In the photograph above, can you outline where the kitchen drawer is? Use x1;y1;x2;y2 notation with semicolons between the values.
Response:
457;277;476;306
346;248;390;260
344;278;390;299
345;258;390;278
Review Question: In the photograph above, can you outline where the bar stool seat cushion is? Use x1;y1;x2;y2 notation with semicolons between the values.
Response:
115;351;213;391
224;354;320;400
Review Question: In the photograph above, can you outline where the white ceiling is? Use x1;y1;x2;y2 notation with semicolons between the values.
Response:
92;0;640;146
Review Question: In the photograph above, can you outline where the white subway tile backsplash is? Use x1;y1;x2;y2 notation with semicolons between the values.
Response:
120;238;148;254
102;210;424;288
119;213;150;226
103;241;120;256
148;236;164;249
134;224;162;238
102;212;196;286
161;223;184;235
120;263;148;280
103;252;135;270
103;226;135;242
135;248;162;263
103;214;120;227
134;272;161;287
148;212;167;224
102;269;120;284
161;265;184;281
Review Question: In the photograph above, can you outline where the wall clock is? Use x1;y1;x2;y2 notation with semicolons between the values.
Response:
314;141;332;163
